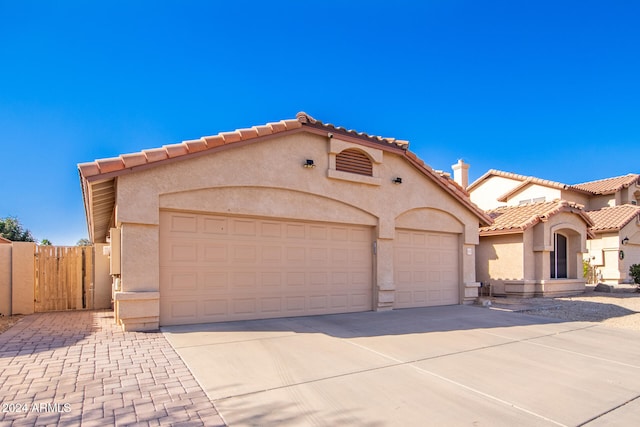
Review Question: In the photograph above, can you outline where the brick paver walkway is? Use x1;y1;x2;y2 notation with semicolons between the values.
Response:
0;310;225;426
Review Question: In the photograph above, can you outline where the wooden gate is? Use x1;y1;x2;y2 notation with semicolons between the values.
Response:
34;246;93;312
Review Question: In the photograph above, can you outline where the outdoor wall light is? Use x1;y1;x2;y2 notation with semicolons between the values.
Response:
622;236;630;245
393;177;402;184
303;159;315;168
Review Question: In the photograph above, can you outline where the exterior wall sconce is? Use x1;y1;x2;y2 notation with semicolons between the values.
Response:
622;236;630;245
303;159;315;168
393;177;402;184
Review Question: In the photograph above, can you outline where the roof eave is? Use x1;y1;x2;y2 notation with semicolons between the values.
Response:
403;154;493;226
479;228;524;237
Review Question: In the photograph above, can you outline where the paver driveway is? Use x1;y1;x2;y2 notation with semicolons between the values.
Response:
163;305;640;426
0;310;224;426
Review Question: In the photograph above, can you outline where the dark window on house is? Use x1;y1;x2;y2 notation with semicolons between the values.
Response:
336;149;373;176
550;233;568;279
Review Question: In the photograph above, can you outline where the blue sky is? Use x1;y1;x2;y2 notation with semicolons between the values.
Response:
1;0;639;245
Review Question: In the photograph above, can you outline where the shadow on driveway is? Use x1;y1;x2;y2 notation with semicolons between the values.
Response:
162;305;579;339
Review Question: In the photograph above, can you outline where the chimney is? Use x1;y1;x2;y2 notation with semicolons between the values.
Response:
452;159;469;189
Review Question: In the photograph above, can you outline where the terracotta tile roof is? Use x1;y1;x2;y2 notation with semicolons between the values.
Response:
468;169;568;191
496;177;581;202
78;112;409;180
470;169;639;198
79;112;493;242
480;200;594;236
586;205;640;232
468;169;592;196
573;174;640;195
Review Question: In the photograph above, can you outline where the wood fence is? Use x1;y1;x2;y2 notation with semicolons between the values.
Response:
34;246;93;312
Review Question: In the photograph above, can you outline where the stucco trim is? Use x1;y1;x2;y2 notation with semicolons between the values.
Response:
159;186;380;227
327;169;382;186
395;207;465;233
329;139;383;163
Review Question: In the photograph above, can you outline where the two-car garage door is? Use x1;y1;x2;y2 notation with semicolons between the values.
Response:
159;211;373;325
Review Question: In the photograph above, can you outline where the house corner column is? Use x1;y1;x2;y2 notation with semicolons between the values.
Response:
375;238;394;311
462;243;480;304
114;222;160;331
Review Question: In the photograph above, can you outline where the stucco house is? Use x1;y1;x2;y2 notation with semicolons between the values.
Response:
476;200;594;297
467;170;591;211
79;112;492;331
586;205;640;284
0;236;11;244
467;168;640;285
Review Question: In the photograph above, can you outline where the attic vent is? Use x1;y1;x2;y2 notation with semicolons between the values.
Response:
336;149;373;176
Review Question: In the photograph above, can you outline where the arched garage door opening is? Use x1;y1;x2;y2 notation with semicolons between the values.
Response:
393;229;460;308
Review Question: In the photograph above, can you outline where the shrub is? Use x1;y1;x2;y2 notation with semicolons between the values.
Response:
629;264;640;290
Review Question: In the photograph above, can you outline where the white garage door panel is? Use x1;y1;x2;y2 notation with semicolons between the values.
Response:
160;211;373;325
394;229;459;309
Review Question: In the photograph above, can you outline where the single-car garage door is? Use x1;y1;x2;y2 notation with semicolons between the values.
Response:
159;211;373;325
393;229;459;308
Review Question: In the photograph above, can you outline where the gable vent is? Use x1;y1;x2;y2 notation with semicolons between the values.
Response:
336;149;373;176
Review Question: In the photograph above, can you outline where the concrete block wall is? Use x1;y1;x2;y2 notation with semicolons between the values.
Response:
0;244;11;315
12;242;35;315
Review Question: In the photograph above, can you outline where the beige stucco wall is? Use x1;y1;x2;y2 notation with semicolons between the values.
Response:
587;233;620;283
499;186;589;208
476;233;523;295
0;244;11;315
505;185;562;206
588;194;617;210
93;243;113;309
560;190;590;207
11;242;35;315
588;219;640;284
117;134;481;241
621;221;640;283
471;177;592;211
469;176;519;210
111;132;484;329
620;182;640;205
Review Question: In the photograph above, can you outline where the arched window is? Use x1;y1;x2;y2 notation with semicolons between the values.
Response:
550;233;568;279
336;149;373;176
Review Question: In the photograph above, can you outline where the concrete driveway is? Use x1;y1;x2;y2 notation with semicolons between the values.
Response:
163;305;640;426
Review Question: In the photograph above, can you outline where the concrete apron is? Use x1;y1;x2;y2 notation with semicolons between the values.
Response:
162;306;640;426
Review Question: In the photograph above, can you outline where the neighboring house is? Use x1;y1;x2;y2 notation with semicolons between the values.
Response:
586;205;640;284
467;170;591;211
79;112;492;331
469;170;640;212
476;200;594;297
466;167;640;286
0;236;11;244
573;174;640;210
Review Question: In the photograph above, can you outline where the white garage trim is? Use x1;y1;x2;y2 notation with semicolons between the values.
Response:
394;229;460;308
159;210;374;325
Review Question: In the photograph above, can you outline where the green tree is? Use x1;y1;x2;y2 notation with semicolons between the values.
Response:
40;239;52;246
0;216;35;242
76;238;91;246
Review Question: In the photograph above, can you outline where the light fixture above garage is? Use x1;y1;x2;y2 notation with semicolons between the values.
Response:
622;236;629;245
303;159;316;168
393;177;402;184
